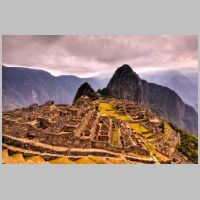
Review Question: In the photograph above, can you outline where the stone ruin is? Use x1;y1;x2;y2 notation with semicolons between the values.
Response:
2;96;184;164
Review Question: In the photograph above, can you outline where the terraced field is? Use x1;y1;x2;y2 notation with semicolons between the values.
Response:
2;97;190;164
127;122;148;133
97;100;183;164
98;102;131;121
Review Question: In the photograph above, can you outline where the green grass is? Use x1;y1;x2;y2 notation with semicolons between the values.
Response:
25;156;47;164
99;103;114;113
75;157;98;164
111;126;121;146
88;156;107;164
99;103;150;135
2;149;9;160
144;142;170;162
142;132;154;138
169;123;198;163
108;99;117;106
127;122;148;133
10;153;25;163
176;129;198;164
98;103;131;121
117;114;131;121
148;137;157;142
49;157;75;164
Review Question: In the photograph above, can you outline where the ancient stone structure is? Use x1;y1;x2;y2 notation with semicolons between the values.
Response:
2;96;188;164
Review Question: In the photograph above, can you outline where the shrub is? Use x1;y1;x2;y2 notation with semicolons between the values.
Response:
176;129;198;164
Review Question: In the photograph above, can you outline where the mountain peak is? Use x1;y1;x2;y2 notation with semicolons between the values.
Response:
103;64;146;103
73;82;98;102
116;64;134;74
113;64;139;80
119;64;132;70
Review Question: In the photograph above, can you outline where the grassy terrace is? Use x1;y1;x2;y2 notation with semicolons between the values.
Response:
97;100;170;163
98;102;154;139
98;102;131;121
111;126;121;146
98;101;151;132
144;142;170;163
175;128;198;164
127;122;147;133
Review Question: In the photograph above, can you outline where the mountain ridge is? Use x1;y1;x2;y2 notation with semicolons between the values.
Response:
99;64;198;135
2;65;198;135
140;70;198;112
2;66;108;110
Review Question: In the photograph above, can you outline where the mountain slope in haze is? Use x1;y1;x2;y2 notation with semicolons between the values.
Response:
2;66;108;110
57;75;108;102
100;65;198;135
140;70;198;112
142;80;197;135
2;66;68;110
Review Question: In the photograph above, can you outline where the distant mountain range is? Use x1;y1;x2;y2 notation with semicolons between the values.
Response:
140;70;198;112
2;65;198;135
2;66;109;111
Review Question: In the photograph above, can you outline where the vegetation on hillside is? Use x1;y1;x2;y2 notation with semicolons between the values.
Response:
171;125;198;164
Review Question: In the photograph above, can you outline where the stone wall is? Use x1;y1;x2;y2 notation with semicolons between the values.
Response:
91;141;122;153
124;146;150;156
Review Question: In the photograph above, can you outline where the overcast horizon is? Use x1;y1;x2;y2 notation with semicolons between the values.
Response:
2;35;198;78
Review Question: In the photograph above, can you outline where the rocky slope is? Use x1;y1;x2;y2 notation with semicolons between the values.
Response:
140;70;198;112
100;64;198;135
105;64;146;104
73;82;98;102
2;66;68;110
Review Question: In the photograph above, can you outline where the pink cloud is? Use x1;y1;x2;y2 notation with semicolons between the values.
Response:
2;35;198;77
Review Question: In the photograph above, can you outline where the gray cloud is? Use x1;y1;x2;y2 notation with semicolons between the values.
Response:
2;35;198;77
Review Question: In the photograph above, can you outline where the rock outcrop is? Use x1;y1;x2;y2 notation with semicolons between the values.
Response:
73;82;98;102
101;64;146;104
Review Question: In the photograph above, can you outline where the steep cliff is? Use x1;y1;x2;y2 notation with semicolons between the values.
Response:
142;80;198;134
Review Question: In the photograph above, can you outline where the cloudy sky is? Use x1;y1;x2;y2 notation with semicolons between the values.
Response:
2;35;198;77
